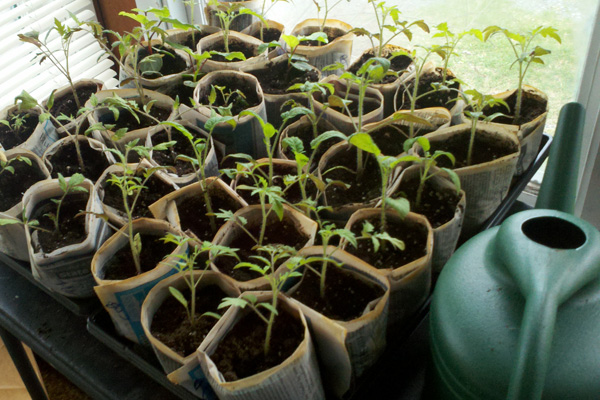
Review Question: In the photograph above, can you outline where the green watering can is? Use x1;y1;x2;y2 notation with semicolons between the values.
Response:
429;103;600;399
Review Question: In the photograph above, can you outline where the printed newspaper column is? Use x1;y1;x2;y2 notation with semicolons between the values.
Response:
0;105;59;157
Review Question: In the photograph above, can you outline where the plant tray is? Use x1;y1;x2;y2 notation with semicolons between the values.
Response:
86;133;551;400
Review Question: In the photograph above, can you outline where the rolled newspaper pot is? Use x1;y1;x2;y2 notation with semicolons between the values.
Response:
91;218;185;344
0;104;59;157
0;149;50;261
198;31;267;73
204;0;262;32
341;209;434;326
165;26;221;51
241;19;284;44
281;246;390;397
197;291;326;400
22;177;109;298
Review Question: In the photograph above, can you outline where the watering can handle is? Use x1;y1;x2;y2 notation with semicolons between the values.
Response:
535;102;585;213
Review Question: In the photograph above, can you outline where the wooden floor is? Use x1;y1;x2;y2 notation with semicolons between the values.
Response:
0;339;39;400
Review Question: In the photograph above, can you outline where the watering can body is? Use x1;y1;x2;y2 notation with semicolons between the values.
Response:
429;209;600;399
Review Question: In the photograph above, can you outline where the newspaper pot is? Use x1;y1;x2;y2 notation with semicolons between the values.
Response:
42;79;103;136
277;116;341;168
460;85;548;176
281;246;390;397
141;270;241;373
86;89;175;148
211;204;318;292
197;291;326;400
91;218;185;344
192;70;267;158
362;107;452;158
348;45;414;118
414;123;520;235
148;177;247;242
341;208;433;326
313;75;384;135
204;0;262;32
145;121;224;187
242;54;321;129
290;19;354;76
42;135;115;183
390;165;466;273
198;31;267;73
241;19;284;44
22;177;108;298
394;62;464;121
0;104;58;157
317;141;390;223
95;160;179;228
0;149;50;261
165;26;221;52
430;209;600;400
120;40;194;91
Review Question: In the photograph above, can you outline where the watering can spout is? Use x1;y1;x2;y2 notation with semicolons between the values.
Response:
535;102;585;213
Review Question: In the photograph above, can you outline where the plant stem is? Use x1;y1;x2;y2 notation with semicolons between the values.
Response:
467;120;477;166
264;292;278;356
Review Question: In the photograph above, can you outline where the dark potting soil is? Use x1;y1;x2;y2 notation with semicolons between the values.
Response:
159;80;196;108
47;140;110;182
214;216;310;282
50;84;98;124
396;67;460;111
176;185;244;241
481;88;548;126
349;49;413;84
251;27;282;43
101;172;176;219
394;173;461;228
204;40;257;61
300;26;346;46
347;215;428;269
197;75;261;116
249;58;320;95
326;96;380;117
0;159;46;211
104;104;172;132
30;193;89;254
290;262;384;321
282;120;345;170
210;307;304;381
150;130;200;176
321;146;382;207
178;30;216;51
137;45;188;79
0;111;38;150
102;233;177;280
429;129;518;169
151;284;228;357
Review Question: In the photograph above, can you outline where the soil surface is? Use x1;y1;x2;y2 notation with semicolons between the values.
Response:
47;140;110;182
102;232;177;280
0;111;38;149
196;75;261;115
249;59;319;95
151;284;228;357
396;67;460;111
210;307;304;381
101;171;176;220
214;216;310;282
177;30;217;51
30;193;89;254
150;130;203;176
300;26;346;46
50;84;98;125
369;124;438;156
0;158;46;211
250;27;282;43
204;39;257;61
176;185;244;241
159;80;196;108
103;103;172;133
290;262;384;321
346;215;429;269
282;120;345;170
325;95;380;117
349;48;413;84
394;173;461;228
321;146;382;207
428;129;518;168
480;88;547;126
137;45;188;79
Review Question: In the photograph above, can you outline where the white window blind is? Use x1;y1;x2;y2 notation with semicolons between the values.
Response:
0;0;118;108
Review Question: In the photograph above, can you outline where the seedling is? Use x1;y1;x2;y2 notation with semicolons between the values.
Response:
352;1;428;59
0;155;31;176
161;234;239;327
103;139;175;275
45;173;88;233
208;0;265;53
359;219;405;253
400;136;461;208
311;224;353;297
483;25;560;123
0;212;51;234
312;0;350;32
218;244;302;356
255;0;288;41
433;23;483;84
0;112;29;136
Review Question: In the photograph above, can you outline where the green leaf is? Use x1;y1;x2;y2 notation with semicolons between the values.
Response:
258;303;279;316
386;197;410;218
442;167;461;193
282;34;300;50
46;89;56;110
349;133;381;155
169;287;188;308
0;218;22;226
311;131;347;150
15;91;38;111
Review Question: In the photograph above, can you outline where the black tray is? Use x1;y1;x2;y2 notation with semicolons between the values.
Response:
0;252;101;316
86;133;552;400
